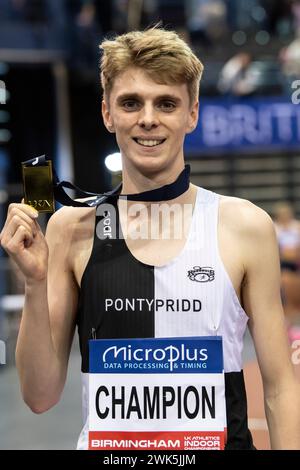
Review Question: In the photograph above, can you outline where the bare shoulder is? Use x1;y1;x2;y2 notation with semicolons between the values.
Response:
219;194;275;239
45;199;97;286
45;199;96;242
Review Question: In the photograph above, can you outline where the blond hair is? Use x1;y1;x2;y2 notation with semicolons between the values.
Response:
100;27;204;105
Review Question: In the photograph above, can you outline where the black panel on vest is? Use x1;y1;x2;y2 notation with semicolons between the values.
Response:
225;371;255;450
77;201;155;373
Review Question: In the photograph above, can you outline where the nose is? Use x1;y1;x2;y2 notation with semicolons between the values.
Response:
137;103;159;130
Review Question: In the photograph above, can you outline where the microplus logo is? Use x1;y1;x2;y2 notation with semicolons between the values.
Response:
90;338;223;374
0;80;6;104
0;340;6;365
102;344;208;372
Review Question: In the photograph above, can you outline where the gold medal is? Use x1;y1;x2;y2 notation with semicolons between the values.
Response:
22;159;55;213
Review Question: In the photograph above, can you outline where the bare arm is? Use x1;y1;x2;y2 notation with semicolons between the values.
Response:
241;202;300;449
0;204;78;413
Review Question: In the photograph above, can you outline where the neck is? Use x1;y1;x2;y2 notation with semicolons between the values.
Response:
121;160;185;195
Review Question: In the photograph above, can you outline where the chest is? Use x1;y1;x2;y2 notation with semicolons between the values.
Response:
72;201;244;305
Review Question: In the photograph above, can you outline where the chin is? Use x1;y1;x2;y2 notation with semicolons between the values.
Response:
132;156;170;175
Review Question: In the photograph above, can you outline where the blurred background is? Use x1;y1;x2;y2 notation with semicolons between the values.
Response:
1;0;300;450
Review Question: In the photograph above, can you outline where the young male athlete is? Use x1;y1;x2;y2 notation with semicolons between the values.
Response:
0;28;299;450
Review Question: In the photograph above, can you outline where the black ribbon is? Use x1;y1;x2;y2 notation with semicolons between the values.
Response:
22;156;190;207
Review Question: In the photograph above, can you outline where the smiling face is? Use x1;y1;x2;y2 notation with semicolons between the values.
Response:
102;67;198;178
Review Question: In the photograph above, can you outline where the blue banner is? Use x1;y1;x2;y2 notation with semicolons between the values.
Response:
184;97;300;155
89;337;223;375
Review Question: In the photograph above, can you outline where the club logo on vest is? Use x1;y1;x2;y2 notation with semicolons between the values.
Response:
187;266;215;283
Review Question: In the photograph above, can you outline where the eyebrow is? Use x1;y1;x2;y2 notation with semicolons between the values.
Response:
116;93;182;104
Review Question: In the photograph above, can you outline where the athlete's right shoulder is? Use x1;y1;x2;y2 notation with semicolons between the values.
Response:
46;204;96;238
47;205;77;227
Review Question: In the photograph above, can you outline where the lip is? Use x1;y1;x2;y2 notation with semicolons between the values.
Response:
132;138;166;152
132;137;167;149
133;136;167;140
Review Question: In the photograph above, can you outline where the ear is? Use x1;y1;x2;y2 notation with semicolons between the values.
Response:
186;100;199;134
102;99;115;133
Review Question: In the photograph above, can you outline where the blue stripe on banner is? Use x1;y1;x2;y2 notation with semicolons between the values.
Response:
89;337;223;374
